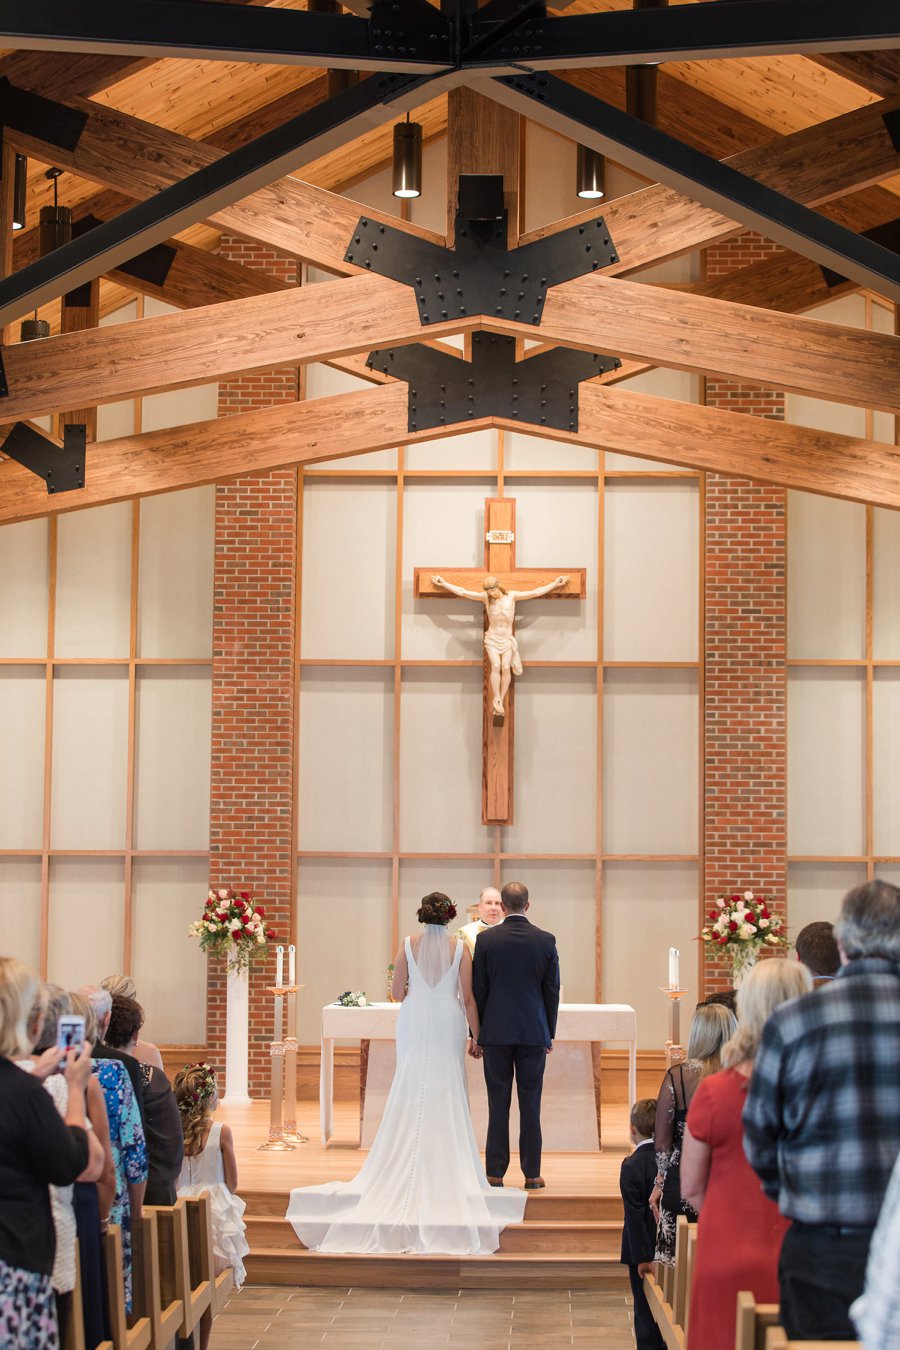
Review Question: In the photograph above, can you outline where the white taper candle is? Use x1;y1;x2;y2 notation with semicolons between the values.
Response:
288;944;296;986
275;945;284;988
668;947;680;990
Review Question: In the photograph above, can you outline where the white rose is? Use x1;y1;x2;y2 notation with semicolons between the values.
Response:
715;897;725;908
759;917;770;929
218;888;229;900
206;921;218;932
714;919;726;933
229;918;242;932
739;923;754;940
358;995;367;1006
765;933;780;945
744;891;754;901
256;933;265;944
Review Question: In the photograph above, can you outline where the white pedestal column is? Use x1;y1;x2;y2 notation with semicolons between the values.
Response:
223;965;252;1104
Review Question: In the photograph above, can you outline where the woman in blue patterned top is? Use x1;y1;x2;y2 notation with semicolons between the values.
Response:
92;1059;147;1313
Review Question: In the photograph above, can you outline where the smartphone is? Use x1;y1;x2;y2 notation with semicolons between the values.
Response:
56;1013;85;1056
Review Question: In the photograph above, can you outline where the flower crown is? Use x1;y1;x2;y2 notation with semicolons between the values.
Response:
183;1060;217;1106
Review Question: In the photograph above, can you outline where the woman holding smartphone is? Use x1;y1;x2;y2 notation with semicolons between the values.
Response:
0;958;94;1350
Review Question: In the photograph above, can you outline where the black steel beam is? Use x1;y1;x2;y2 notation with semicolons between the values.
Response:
480;73;900;304
0;0;453;74
0;71;457;329
466;0;900;71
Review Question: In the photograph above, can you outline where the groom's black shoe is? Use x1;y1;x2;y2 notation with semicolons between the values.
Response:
487;1176;504;1187
524;1177;545;1190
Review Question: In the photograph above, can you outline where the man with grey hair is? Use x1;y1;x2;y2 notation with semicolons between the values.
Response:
743;880;900;1341
80;984;145;1122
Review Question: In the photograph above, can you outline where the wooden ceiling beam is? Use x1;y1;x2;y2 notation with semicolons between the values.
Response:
0;274;475;421
3;375;899;525
557;383;900;510
811;52;900;98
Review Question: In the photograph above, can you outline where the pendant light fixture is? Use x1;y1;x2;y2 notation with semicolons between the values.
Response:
392;114;422;200
20;311;51;342
39;167;72;255
12;153;27;231
576;144;605;200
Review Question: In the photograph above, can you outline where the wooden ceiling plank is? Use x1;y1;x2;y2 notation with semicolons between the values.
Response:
559;383;900;511
811;52;900;99
0;274;475;422
533;274;900;413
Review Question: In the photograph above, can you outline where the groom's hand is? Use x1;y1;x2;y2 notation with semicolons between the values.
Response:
467;1041;483;1059
546;1042;553;1054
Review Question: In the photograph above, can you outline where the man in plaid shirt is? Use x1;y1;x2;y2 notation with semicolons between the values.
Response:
743;880;900;1340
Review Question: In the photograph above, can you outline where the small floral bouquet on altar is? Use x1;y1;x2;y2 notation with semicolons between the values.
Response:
335;991;368;1007
701;890;788;983
188;887;278;972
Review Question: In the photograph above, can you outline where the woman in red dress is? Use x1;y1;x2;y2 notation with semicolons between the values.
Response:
681;959;813;1350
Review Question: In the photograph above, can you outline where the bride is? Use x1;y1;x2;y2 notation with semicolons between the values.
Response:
286;892;527;1254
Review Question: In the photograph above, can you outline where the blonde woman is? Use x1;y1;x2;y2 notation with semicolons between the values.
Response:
0;959;93;1350
680;959;813;1350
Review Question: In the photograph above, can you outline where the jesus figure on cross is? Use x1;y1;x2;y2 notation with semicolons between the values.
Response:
431;573;569;717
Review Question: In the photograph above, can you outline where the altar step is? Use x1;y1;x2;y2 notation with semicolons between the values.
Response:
242;1190;627;1289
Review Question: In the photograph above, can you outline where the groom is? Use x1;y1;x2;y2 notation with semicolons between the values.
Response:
471;881;560;1190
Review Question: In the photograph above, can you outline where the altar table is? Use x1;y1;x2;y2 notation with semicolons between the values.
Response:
319;1002;637;1150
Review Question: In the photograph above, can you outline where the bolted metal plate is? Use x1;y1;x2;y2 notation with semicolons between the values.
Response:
1;421;86;493
367;331;619;432
345;178;619;326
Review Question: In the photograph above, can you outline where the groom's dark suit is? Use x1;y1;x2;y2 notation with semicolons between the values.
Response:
473;914;560;1180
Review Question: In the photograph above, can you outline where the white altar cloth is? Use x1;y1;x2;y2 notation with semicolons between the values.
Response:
319;1002;637;1148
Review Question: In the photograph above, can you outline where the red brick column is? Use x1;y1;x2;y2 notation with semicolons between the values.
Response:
702;233;788;993
207;238;300;1094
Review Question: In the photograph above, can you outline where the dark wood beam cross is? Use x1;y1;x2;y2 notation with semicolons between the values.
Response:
414;497;585;826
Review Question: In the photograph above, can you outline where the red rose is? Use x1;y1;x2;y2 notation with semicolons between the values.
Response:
718;936;728;945
732;894;740;902
241;891;250;901
728;919;738;931
231;930;242;941
761;908;770;919
256;906;266;918
217;911;228;922
235;899;246;911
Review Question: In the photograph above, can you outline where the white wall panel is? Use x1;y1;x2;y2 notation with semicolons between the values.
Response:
399;859;493;938
298;670;393;852
509;482;598;660
0;861;43;971
96;401;136;442
399;669;492;853
296;859;392;1043
0;670;45;849
873;671;900;856
408;136;447;235
872;507;900;659
785;393;866;438
138;487;214;658
47;859;125;990
132;858;208;1043
501;861;595;1004
604;481;698;660
405;428;497;471
134;669;211;850
787;863;866;940
51;671;129;850
141;381;218;434
55;503;132;657
603;670;699;854
788;670;865;855
504;429;600;472
503;672;597;854
788;491;865;659
603;862;698;1049
301;481;396;658
523;123;582;234
401;482;493;659
0;519;48;657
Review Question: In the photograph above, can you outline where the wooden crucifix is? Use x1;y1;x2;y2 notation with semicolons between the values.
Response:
414;498;585;825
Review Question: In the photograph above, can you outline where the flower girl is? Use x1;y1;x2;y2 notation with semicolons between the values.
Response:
174;1063;249;1326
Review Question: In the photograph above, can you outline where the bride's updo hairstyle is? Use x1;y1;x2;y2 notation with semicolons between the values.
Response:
417;892;457;926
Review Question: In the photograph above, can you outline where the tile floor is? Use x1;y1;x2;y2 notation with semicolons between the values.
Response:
210;1285;637;1349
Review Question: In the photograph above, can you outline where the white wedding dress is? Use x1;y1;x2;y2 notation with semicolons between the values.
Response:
286;929;527;1254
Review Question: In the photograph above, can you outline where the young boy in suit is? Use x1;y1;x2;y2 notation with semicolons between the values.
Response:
620;1097;666;1350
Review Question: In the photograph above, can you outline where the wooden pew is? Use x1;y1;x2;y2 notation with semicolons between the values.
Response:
644;1215;696;1350
131;1209;183;1350
182;1195;234;1317
734;1292;780;1350
764;1331;858;1350
671;1215;691;1329
101;1225;152;1350
682;1226;697;1342
147;1201;211;1348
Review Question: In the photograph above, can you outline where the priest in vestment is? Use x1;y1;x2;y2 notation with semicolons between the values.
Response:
454;887;504;957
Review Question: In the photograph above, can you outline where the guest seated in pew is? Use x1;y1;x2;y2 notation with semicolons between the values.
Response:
175;1064;249;1350
89;1013;148;1316
20;985;111;1349
80;985;146;1124
105;995;184;1205
100;976;164;1069
0;958;92;1350
696;988;738;1016
650;1003;737;1266
680;959;812;1350
619;1098;666;1350
68;991;116;1350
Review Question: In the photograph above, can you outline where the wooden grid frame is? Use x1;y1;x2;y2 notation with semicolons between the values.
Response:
786;293;900;880
294;433;705;1000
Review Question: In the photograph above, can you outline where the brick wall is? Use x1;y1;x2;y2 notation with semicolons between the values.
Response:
207;236;300;1094
702;232;788;993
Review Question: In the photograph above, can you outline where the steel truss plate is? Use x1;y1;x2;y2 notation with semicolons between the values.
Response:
0;422;86;493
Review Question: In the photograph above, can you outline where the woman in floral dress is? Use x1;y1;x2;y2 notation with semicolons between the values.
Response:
92;1060;147;1312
